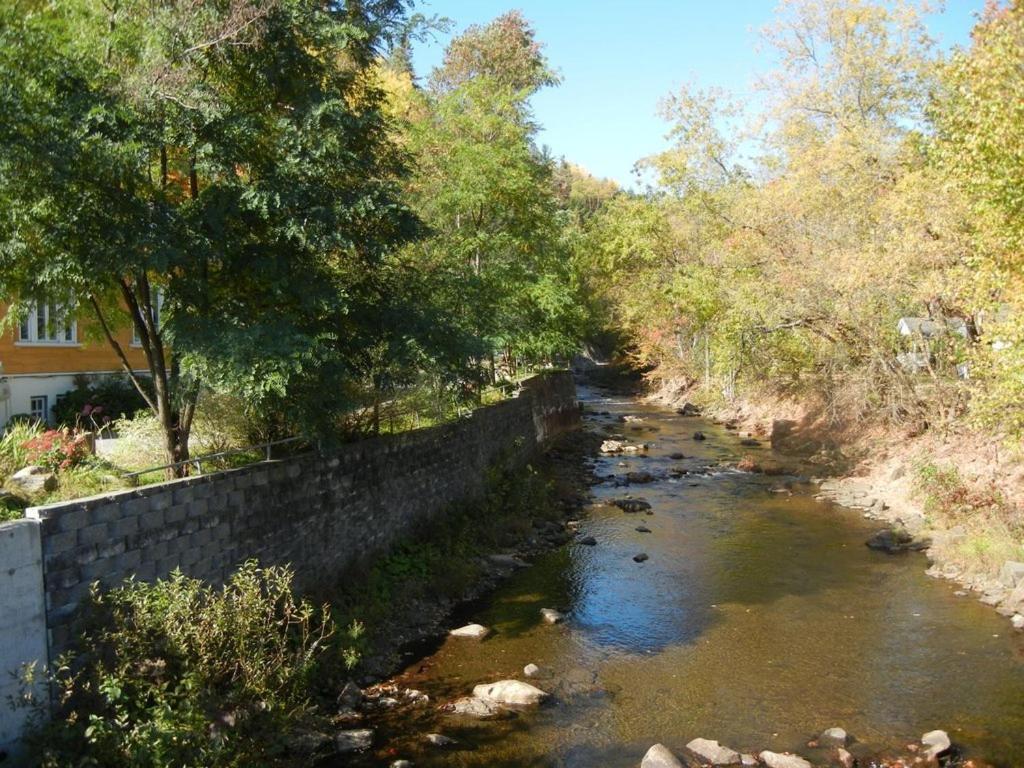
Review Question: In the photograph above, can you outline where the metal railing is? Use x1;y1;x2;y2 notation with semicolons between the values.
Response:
122;436;309;486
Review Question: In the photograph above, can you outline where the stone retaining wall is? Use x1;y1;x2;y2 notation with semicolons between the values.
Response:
0;520;48;758
25;371;578;660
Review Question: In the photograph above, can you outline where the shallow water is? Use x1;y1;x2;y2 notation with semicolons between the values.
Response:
364;384;1024;767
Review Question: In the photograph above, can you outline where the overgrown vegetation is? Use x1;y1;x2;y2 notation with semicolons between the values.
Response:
571;0;1024;444
0;2;589;469
27;563;347;768
332;456;557;656
914;461;1024;573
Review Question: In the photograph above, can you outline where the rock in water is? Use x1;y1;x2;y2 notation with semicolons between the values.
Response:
921;730;952;760
633;553;649;563
677;403;701;416
472;680;549;707
523;663;542;678
693;431;707;441
740;438;761;446
819;727;849;747
641;743;684;768
445;697;503;719
836;748;855;768
865;528;918;553
578;536;598;546
601;440;626;454
1012;614;1024;631
425;733;457;747
613;498;652;513
449;623;490;639
636;525;652;533
540;608;565;624
626;471;655;484
686;737;742;765
759;751;812;768
335;729;373;754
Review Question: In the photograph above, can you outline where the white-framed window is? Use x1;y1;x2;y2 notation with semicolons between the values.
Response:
29;395;48;423
18;302;77;345
132;289;164;346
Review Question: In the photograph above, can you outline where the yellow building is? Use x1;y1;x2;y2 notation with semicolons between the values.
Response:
0;302;148;427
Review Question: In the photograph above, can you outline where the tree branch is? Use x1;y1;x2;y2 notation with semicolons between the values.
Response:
87;294;158;414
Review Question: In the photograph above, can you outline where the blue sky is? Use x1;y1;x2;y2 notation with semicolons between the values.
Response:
411;1;985;188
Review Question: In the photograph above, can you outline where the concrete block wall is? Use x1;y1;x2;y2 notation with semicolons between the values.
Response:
0;520;48;759
24;371;578;662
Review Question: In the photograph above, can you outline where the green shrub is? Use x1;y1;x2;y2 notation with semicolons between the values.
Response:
914;461;1006;521
0;494;26;522
51;375;149;430
32;562;338;768
0;420;43;480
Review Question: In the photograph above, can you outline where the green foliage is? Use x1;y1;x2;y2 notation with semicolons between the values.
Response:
914;461;1007;523
0;420;40;480
382;10;588;399
577;0;1024;439
336;458;554;637
51;376;149;430
931;2;1024;439
33;563;337;768
0;0;420;464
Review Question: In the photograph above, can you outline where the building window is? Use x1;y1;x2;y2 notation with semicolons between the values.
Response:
18;302;77;345
29;395;48;424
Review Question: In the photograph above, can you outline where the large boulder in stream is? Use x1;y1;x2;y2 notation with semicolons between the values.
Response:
865;528;928;554
612;498;652;513
641;743;684;768
677;403;701;417
921;730;953;760
686;737;742;765
450;623;490;639
473;680;549;707
444;696;505;719
759;751;812;768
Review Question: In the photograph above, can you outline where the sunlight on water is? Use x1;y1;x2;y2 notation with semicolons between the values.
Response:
356;384;1024;767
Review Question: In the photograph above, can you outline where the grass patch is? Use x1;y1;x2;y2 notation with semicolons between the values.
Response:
914;460;1024;574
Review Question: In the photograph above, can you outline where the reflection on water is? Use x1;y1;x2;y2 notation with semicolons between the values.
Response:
364;385;1024;767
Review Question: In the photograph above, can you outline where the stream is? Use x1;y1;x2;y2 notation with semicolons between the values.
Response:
359;382;1024;766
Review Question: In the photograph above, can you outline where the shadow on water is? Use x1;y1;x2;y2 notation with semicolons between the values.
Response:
349;382;1024;768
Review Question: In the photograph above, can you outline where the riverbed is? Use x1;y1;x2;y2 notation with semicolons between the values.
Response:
358;382;1024;766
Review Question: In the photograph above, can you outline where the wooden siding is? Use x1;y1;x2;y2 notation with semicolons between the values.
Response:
0;304;148;376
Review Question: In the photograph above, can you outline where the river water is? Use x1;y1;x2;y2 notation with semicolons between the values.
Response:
366;383;1024;766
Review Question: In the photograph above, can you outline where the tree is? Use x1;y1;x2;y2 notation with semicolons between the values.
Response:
394;12;582;387
933;1;1024;436
0;0;417;471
